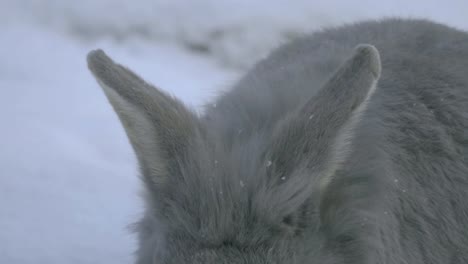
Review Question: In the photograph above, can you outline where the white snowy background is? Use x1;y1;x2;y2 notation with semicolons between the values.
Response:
1;0;467;263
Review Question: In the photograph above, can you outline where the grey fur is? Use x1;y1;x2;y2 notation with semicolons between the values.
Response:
87;18;468;264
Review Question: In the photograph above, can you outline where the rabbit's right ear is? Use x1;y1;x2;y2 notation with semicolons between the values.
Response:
257;45;381;234
87;50;199;191
267;44;381;184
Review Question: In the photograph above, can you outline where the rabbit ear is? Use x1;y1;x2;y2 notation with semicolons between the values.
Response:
268;44;381;182
87;49;200;191
256;45;382;233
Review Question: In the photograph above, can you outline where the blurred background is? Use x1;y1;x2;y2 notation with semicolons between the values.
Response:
1;0;467;263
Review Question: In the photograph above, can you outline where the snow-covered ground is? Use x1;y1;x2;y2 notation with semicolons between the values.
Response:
1;1;467;263
0;24;238;264
4;0;468;68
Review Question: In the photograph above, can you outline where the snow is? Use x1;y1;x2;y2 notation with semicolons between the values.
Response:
4;0;468;69
1;1;467;263
0;23;236;264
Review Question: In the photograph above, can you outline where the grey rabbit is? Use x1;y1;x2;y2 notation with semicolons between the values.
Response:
87;18;468;263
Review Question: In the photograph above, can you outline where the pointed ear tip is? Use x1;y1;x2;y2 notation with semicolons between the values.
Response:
354;44;382;79
86;49;111;72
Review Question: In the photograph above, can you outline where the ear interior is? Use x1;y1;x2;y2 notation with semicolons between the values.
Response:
316;46;385;262
87;49;199;189
268;44;381;174
259;44;382;233
318;44;381;189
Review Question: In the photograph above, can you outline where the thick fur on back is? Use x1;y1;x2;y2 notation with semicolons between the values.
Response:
203;19;468;262
88;18;468;264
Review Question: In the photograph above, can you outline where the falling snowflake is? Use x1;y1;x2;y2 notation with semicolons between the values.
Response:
240;180;245;188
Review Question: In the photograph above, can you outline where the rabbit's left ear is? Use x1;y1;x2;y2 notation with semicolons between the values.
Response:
87;49;200;192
